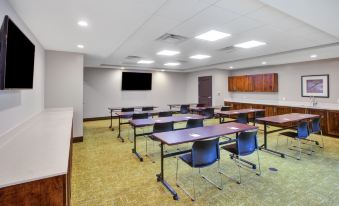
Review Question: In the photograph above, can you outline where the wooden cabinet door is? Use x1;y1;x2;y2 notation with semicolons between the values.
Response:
264;106;276;117
252;74;264;92
263;73;278;92
228;77;235;92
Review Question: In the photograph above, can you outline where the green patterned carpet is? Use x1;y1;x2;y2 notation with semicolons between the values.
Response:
71;118;339;206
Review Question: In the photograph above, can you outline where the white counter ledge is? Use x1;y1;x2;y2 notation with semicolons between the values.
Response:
0;108;73;189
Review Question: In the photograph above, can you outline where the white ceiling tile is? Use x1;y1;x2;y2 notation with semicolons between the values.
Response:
222;16;265;34
215;0;264;15
171;6;240;37
155;0;210;22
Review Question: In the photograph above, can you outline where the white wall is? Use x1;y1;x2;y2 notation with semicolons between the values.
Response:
185;69;230;106
229;58;339;104
0;0;45;137
84;68;187;118
45;51;83;137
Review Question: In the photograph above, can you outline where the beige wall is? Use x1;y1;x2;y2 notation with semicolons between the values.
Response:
45;51;84;137
229;58;339;104
84;68;187;118
0;0;45;137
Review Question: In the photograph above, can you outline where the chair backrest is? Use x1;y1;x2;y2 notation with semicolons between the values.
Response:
197;103;205;107
180;105;190;114
158;111;172;117
121;107;134;112
297;121;309;139
202;108;214;119
221;106;230;111
186;118;204;129
153;122;174;133
311;117;321;133
236;113;248;124
142;107;154;111
236;130;258;156
191;138;220;168
255;110;265;118
132;113;149;120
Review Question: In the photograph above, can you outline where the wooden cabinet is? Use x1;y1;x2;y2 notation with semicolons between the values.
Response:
228;73;278;92
224;101;339;138
327;110;339;136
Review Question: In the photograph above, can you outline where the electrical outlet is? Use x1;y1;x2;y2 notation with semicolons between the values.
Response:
282;97;286;101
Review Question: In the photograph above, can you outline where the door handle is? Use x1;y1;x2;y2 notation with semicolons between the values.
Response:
208;96;212;99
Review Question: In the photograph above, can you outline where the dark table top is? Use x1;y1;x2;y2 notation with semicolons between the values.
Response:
167;103;198;107
217;108;265;115
190;106;225;111
129;114;205;127
108;106;158;111
256;113;319;124
151;122;257;145
115;110;180;118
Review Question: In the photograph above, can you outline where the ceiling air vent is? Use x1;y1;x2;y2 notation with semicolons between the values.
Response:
218;46;236;53
156;33;188;44
125;55;142;60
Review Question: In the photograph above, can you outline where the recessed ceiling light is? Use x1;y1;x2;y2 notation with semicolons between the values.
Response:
262;61;267;65
234;40;266;49
77;44;84;49
121;67;125;70
137;60;154;64
195;30;231;42
189;54;211;60
164;62;181;66
310;54;317;58
161;69;165;72
77;20;88;27
229;66;234;69
157;50;180;56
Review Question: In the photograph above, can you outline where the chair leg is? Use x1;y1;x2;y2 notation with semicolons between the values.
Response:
256;150;262;176
176;158;179;184
237;163;242;184
297;139;302;160
192;168;196;201
320;131;325;149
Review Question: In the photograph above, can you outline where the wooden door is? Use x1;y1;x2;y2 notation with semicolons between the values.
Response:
198;76;212;107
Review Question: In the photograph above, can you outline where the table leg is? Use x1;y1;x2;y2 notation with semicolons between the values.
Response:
109;110;114;131
259;122;285;158
117;116;124;142
132;126;143;161
156;143;179;200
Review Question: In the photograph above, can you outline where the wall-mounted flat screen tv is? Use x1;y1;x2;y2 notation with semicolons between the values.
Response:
0;15;35;90
121;72;152;90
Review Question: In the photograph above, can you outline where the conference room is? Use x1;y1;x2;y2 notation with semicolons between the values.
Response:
0;0;339;205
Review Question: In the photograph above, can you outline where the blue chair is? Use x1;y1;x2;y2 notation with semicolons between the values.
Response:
236;113;248;124
310;117;324;148
197;103;205;107
279;121;311;160
128;113;149;142
202;108;214;119
121;107;134;112
180;105;190;114
142;107;154;111
253;110;265;126
158;111;172;117
221;130;261;184
186;119;204;129
176;138;222;201
146;122;173;162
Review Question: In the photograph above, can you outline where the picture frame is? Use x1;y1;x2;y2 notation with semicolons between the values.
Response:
301;74;329;98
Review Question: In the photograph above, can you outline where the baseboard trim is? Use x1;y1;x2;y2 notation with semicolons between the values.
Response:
72;136;83;143
83;116;112;122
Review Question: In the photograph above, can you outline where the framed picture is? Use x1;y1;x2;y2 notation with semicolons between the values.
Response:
301;75;329;98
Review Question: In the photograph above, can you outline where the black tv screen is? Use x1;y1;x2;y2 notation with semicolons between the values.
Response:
122;72;152;90
0;15;35;89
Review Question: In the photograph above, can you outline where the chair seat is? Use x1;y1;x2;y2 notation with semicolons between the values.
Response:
221;143;237;154
179;153;215;168
279;131;298;138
